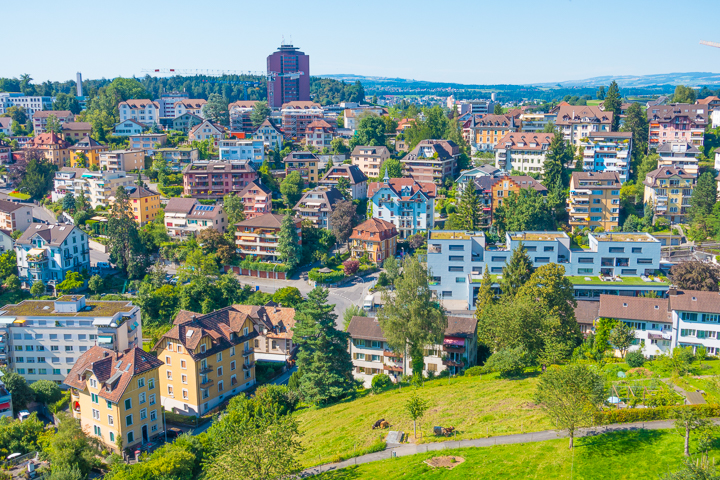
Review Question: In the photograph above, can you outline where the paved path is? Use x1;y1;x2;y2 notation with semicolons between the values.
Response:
299;419;708;477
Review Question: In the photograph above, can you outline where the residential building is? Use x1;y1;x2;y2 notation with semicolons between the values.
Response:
217;138;263;163
455;165;503;192
228;101;258;133
350;145;390;178
469;176;496;228
29;132;71;166
32;110;74;134
0;295;142;384
235;213;302;262
52;168;136;208
129;134;167;155
0;140;10;164
118;100;160;127
238;304;297;363
0;230;12;255
99;150;145;172
157;148;199;170
0;374;12;419
169;113;203;134
554;105;613;146
16;224;90;288
292;186;345;229
519;113;553;132
713;110;720;129
462;114;517;152
68;137;108;168
349;218;398;265
670;289;720;355
656;142;700;175
575;300;600;336
0;93;53;116
347;315;477;385
253;118;283;150
182;161;258;200
0;118;11;136
280;101;323;140
598;295;672;357
125;186;161;226
319;164;368;200
188;120;224;143
61;122;92;143
491;175;547;211
165;198;227;237
237;180;272;219
427;230;664;310
343;106;386;133
697;96;720;112
495;132;553;174
0;199;33;232
305;119;335;149
368;174;436;239
173;99;206;118
267;43;310;108
284;151;321;184
648;104;708;148
568;172;622;233
643;166;696;223
401;139;460;185
65;346;163;452
113;119;145;136
580;132;633;183
154;307;260;416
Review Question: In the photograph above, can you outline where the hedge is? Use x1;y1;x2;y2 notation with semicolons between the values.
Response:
238;260;291;273
308;268;345;284
594;403;720;425
159;185;184;197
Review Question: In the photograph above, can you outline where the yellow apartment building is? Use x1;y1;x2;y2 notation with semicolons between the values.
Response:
65;346;164;453
127;186;161;225
643;166;697;224
568;172;622;233
69;137;108;168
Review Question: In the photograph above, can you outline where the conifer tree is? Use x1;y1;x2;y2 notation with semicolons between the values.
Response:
276;213;301;271
501;241;534;298
455;183;483;231
604;81;622;132
689;172;718;221
474;265;495;317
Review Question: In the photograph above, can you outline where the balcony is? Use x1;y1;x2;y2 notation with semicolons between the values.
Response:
442;358;465;368
242;361;255;371
383;350;402;358
200;378;214;388
199;365;213;374
242;348;254;357
443;344;466;354
383;364;403;373
569;217;589;225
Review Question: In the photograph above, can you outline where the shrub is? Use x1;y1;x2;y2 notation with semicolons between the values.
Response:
464;366;483;377
483;346;532;378
371;373;391;394
343;259;360;276
594;404;720;425
626;350;646;368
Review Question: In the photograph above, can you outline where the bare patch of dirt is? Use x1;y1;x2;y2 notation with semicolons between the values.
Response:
423;456;465;469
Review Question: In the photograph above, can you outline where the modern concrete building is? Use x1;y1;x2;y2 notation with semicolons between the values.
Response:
0;93;53;116
580;132;633;183
267;43;310;108
164;198;228;237
567;172;622;233
99;150;145;172
284;151;321;184
280;101;323;140
52;168;136;208
129;134;167;155
32;110;74;134
217;138;264;164
182;161;258;200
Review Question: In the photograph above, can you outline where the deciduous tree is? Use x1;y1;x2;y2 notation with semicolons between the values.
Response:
608;322;635;358
280;171;304;207
202;93;229;125
672;85;697;104
378;158;403;179
330;200;357;245
405;391;429;439
107;187;149;279
675;408;712;457
671;262;720;291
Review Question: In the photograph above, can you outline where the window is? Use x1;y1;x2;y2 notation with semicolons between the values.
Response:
578;268;593;274
609;247;625;253
126;414;133;426
441;291;452;298
230;361;236;371
149;394;156;406
166;371;172;380
455;277;466;283
91;393;99;404
448;266;463;272
534;257;550;263
140;409;147;420
448;245;464;251
244;370;251;379
200;345;206;353
139;392;146;404
177;345;183;354
137;378;145;388
216;352;223;362
180;360;187;370
621;269;637;275
544;246;554;252
637;258;653;264
217;366;223;376
681;312;698;321
148;378;155;390
107;400;112;409
165;356;171;366
681;329;697;337
218;381;224;392
230;346;235;356
108;415;114;426
92;409;100;420
127;431;134;444
632;247;642;254
150;410;157;421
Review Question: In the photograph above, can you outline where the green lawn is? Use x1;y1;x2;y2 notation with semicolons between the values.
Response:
8;192;31;200
315;429;715;479
586;100;603;106
294;373;551;467
566;275;670;286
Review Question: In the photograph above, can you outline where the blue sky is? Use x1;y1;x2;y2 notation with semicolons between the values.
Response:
4;0;719;85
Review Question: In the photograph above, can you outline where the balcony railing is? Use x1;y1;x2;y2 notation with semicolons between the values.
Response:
242;348;254;357
442;359;465;368
200;378;214;388
199;365;213;374
383;365;403;373
242;362;255;371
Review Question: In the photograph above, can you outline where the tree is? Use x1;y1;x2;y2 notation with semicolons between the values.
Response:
336;177;351;200
501;242;534;298
349;114;386;150
608;322;635;358
249;101;270;128
272;287;303;308
623;215;641;232
331;137;349;155
30;280;45;297
276;213;301;271
280;171;304;207
222;193;246;231
378;158;403;179
1;371;34;410
88;275;104;295
342;259;359;276
534;364;605;449
19;153;56;199
3;274;20;291
675;408;712;457
484;346;532;377
0;251;18;278
330;200;357;245
621;103;649;166
596;86;606;100
383;256;400;285
604;81;622;131
671;262;720;291
673;85;697;104
662;458;720;480
377;255;447;373
405;390;429;439
107;186;149;279
493;103;503;115
44;114;63;135
202;93;229;125
342;305;366;330
53;93;81;115
689;172;718;221
492;189;554;234
543;133;571;215
30;380;63;405
62;193;76;213
44;413;98;477
56;271;84;294
293;287;354;405
474;265;495;315
455;182;482;231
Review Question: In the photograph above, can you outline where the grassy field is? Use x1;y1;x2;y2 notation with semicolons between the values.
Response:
314;429;716;479
294;373;551;467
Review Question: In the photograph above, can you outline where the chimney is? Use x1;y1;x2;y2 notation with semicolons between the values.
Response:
668;286;677;296
76;72;83;97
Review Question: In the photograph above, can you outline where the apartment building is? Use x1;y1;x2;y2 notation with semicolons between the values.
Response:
61;122;92;143
280;101;323;139
462;114;516;152
491;175;547;211
236;304;297;363
0;199;33;232
253;118;283;150
154;307;260;416
455;165;503;192
494;132;553;174
656;142;700;175
426;230;664;310
127;186;161;226
182;161;259;200
319;164;368;200
173;99;206;118
643;166;696;223
350;145;390;178
568;172;622;233
305;120;335;149
0;295;142;384
68;137;108;168
342;106;386;133
29;133;71;166
52;168;136;208
113;119;145;136
267;43;310;108
0;93;53;116
169;113;203;134
234;213;302;262
597;295;672;357
349;218;398;265
157;148;199;170
100;150;145;172
284;151;321;184
0;118;10;137
648;104;708;148
188;120;224;143
118;100;160;126
0;230;12;255
16;224;90;288
347;315;478;385
0;139;10;164
217;138;264;163
292;186;345;229
519;113;553;132
554;105;613;147
0;375;12;419
401;139;459;185
580;132;633;183
228;101;258;133
237;180;272;219
129;134;167;155
165;198;227;237
368;174;436;239
697;96;720;112
32;110;74;134
65;346;163;452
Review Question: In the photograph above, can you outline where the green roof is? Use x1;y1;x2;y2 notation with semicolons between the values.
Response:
0;300;135;317
566;275;670;286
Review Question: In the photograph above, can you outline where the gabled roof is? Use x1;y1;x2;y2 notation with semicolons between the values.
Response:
233;304;296;340
229;100;259;109
235;212;285;228
319;164;368;185
237;180;271;198
189;120;223;137
306;119;334;130
293;186;345;212
31;132;69;148
281;101;321;109
697;96;720;105
164;197;198;215
644;166;696;187
255;118;282;133
368;177;437;200
347;316;386;341
119;99;159;109
350;218;398;242
62;122;92;131
73;136;105;148
34;110;72;119
574;301;600;325
351;145;390;157
115;119;145;128
17;223;77;246
598;294;670;323
670;290;720;315
188;204;223;219
178;99;207;109
647;104;708;123
495;132;553;151
0;199;27;213
571;171;621;188
466;114;514;128
445;316;477;338
0;118;11;129
127;186;157;199
492;176;547;193
554;105;612;126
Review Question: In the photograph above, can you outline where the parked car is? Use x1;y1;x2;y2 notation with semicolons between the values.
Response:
165;427;184;441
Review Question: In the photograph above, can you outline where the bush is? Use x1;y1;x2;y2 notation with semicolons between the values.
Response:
594;404;720;425
371;374;391;394
463;366;483;377
626;350;646;368
308;267;345;284
483;346;532;378
343;259;360;276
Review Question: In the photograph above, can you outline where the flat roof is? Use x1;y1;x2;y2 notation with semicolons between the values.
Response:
0;300;135;317
508;232;567;241
566;275;670;286
429;231;484;240
592;233;659;243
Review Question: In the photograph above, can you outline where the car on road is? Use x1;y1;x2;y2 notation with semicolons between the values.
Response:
165;427;184;441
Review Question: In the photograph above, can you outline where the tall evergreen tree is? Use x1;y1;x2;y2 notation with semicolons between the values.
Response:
474;265;495;317
455;183;483;231
689;172;718;221
293;287;354;405
604;81;622;132
107;186;148;279
621;103;649;173
277;213;301;271
501;241;534;298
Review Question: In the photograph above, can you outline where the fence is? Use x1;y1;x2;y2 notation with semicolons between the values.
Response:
3;451;36;467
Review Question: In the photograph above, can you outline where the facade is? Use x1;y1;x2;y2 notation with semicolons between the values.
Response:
68;137;108;168
598;295;673;357
463;114;517;152
0;93;53;116
713;109;720;129
114;119;145;136
52;168;136;208
188;120;224;143
0;140;9;164
267;44;310;108
0;118;10;136
32;110;74;134
129;134;167;155
237;180;272;219
217;138;264;163
349;218;398;265
99;150;145;172
455;165;503;192
568;172;622;233
235;213;302;262
127;186;161;226
0;374;12;419
0;199;33;232
554;105;613;146
342;107;386;133
173;99;206;118
0;230;12;255
368;174;436;239
519;113;552;132
648;104;708;148
580;132;633;183
61;122;92;143
284;151;321;184
154;307;260;416
305;119;335;149
280;101;323;139
401;139;459;185
157;148;199;169
16;224;90;288
656;142;700;175
182;161;259;200
495;132;553;174
319;164;368;200
165;198;228;237
643;166;696;223
350;145;390;178
238;304;297;363
697;96;720;112
491;175;547;212
65;346;163;452
118;100;161;127
29;132;71;166
253;119;284;150
0;295;142;384
228;101;258;132
169;113;203;134
293;186;345;229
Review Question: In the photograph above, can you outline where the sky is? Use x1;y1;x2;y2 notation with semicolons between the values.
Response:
4;0;720;86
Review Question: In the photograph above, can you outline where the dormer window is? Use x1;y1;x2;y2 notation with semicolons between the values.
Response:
243;327;249;336
200;344;206;353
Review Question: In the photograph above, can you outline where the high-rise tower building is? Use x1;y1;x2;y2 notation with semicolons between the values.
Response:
266;43;309;108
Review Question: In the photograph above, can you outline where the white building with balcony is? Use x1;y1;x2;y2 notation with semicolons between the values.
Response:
367;173;436;239
581;132;633;183
217;138;264;164
52;168;136;208
234;213;302;262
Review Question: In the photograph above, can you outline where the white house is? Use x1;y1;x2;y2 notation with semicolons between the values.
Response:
114;119;145;136
189;120;223;143
495;132;554;175
367;173;436;239
118;100;160;126
253;119;283;150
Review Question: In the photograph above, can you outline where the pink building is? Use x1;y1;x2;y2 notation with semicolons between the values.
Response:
238;180;272;219
648;104;709;148
182;161;259;200
304;119;335;149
